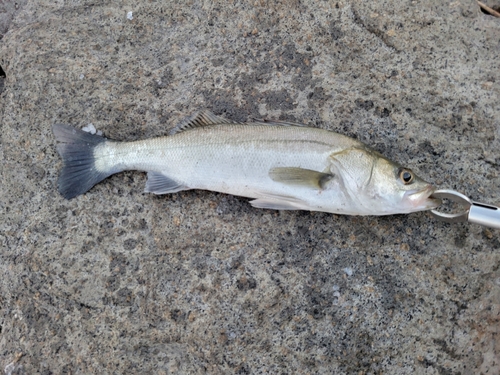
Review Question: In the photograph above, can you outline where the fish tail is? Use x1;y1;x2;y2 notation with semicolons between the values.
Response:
52;124;119;199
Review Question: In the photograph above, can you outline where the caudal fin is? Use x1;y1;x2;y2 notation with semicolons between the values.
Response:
53;124;116;199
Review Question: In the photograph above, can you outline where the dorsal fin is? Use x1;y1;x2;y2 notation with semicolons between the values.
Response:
249;118;308;127
170;110;236;134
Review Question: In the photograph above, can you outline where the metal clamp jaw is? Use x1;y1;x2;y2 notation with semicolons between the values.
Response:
430;189;500;229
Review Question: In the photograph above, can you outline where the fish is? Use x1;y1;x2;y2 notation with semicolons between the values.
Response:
52;110;441;215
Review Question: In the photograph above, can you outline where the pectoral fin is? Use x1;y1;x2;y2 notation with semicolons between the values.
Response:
269;167;334;190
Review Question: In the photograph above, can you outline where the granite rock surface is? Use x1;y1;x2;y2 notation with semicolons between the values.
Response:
1;0;499;374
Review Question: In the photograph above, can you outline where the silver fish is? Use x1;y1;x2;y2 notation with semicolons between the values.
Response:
53;110;440;215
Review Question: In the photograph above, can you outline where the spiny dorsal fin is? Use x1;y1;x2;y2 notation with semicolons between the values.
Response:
170;110;236;134
269;167;335;190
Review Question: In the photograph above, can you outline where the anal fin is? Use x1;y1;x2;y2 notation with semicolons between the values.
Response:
144;172;189;195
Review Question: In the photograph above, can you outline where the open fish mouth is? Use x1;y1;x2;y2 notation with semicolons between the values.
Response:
404;184;442;210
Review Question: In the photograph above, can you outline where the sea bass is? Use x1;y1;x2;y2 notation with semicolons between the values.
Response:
53;110;440;215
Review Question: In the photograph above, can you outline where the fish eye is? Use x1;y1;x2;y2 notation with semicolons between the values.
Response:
398;169;414;185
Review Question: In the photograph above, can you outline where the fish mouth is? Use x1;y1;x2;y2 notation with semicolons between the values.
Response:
403;184;442;211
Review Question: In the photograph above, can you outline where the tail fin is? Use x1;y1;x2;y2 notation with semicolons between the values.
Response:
53;124;116;199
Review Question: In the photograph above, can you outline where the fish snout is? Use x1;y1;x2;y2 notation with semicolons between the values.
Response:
404;184;442;211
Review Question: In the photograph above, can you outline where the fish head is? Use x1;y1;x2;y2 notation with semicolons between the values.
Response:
367;157;441;214
331;148;441;215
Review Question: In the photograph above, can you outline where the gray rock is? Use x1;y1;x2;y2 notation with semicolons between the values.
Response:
1;0;499;374
0;0;28;40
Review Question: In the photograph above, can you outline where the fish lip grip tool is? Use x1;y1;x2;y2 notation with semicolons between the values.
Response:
430;189;500;229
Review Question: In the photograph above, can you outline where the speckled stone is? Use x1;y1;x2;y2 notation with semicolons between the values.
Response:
1;0;499;374
0;0;27;39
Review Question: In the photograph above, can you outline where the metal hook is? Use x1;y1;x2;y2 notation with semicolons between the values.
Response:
430;189;500;229
429;189;470;223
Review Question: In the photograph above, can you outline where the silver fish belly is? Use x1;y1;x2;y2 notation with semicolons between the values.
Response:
53;110;440;215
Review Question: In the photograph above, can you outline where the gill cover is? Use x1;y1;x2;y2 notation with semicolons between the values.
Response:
329;147;435;214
